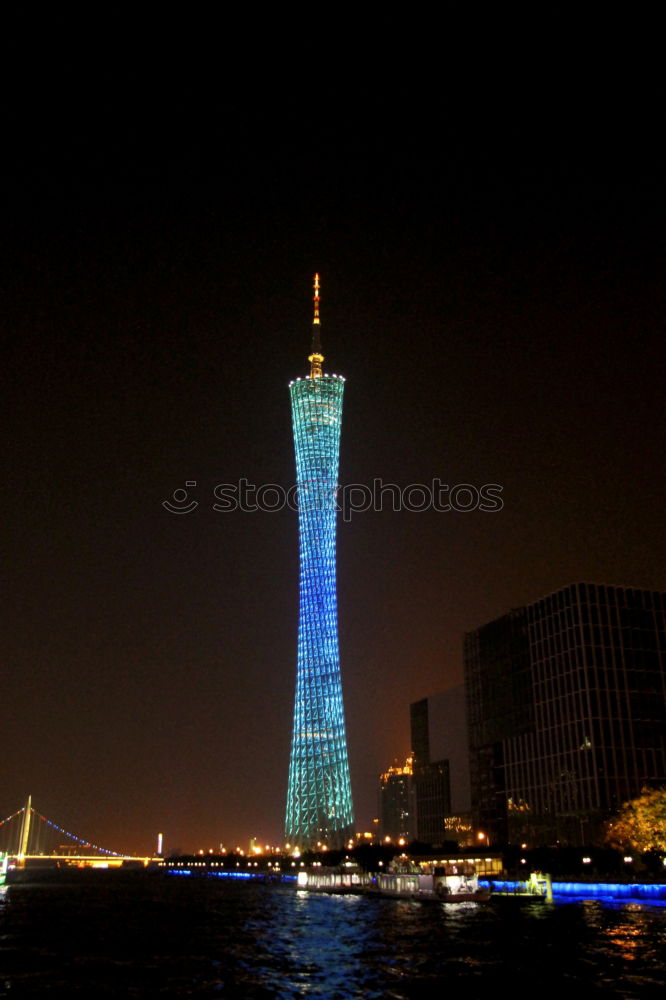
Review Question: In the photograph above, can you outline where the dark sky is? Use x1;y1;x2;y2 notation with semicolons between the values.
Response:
3;54;664;854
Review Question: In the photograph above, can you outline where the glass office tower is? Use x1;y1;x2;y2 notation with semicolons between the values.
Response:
464;583;666;845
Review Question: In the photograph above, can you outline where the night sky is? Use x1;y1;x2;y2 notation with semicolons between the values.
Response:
3;52;664;855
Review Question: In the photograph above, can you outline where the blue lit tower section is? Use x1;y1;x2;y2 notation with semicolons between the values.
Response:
285;274;355;849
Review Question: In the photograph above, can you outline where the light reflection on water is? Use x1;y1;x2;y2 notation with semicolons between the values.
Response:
0;876;664;997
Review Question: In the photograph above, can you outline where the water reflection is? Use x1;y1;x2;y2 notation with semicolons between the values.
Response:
241;892;382;999
0;878;664;998
601;904;660;965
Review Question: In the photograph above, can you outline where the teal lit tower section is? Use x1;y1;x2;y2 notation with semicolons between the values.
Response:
285;274;355;849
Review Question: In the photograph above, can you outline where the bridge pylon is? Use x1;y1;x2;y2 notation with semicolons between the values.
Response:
18;795;31;860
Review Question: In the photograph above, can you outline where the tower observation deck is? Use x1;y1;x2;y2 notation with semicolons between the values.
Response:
285;275;355;849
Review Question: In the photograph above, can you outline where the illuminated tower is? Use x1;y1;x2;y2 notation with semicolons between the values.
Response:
285;274;355;849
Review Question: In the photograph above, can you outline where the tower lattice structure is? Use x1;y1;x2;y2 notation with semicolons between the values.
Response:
285;275;355;849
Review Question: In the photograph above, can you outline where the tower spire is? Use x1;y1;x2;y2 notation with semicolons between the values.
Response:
309;272;324;378
313;271;320;326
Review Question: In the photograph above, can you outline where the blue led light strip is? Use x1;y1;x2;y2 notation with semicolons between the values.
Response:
482;879;666;901
285;374;355;849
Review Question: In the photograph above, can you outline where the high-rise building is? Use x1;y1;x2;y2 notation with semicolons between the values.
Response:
408;690;472;846
464;583;666;845
411;689;471;815
284;275;355;849
378;757;414;842
409;695;462;846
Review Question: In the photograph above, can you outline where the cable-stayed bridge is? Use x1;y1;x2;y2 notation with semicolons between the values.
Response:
0;796;155;868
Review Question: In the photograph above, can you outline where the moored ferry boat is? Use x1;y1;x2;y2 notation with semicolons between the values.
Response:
0;853;8;886
297;861;372;894
375;858;490;903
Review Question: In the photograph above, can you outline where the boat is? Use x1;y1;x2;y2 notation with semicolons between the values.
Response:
375;857;490;903
297;861;372;894
296;855;490;903
0;853;8;887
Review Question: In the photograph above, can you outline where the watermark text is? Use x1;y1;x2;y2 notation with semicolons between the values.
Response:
163;479;504;520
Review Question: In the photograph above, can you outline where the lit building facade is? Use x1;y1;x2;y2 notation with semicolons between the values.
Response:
284;275;354;849
464;583;666;845
378;757;413;842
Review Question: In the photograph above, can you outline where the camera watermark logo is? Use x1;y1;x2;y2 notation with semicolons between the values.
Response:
162;479;503;520
162;481;199;514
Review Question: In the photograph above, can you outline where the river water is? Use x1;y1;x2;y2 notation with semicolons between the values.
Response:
1;874;664;997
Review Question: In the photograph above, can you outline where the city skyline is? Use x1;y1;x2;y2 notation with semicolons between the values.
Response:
3;66;664;853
